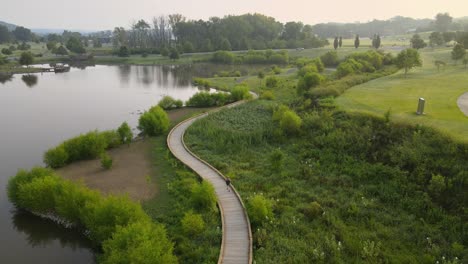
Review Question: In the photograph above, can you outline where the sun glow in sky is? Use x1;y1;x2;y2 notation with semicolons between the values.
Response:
2;0;468;30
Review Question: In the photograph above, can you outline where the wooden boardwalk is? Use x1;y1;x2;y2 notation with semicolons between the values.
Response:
167;100;253;264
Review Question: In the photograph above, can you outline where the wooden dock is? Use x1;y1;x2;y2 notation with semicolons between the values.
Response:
167;99;254;264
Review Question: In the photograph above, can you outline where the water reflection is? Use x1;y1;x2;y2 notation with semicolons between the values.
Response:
12;209;95;252
118;65;131;84
21;75;38;88
0;73;13;84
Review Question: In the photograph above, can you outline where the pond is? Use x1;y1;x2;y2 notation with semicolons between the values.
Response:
0;64;206;263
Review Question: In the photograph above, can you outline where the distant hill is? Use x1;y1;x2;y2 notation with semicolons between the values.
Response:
0;21;16;31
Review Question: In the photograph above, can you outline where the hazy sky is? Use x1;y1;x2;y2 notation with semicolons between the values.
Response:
2;0;467;30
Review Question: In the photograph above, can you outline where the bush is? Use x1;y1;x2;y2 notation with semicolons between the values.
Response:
191;180;217;211
101;221;177;264
212;50;234;64
279;110;302;135
100;153;113;170
158;95;183;110
260;91;275;100
7;167;177;263
138;106;169;136
230;85;252;101
181;211;205;236
117;122;133;145
117;46;130;57
186;92;232;107
266;76;279;88
303;201;323;220
63;131;107;162
101;130;122;149
320;51;339;67
297;72;324;94
1;48;12;55
43;145;69;168
247;194;273;227
193;78;211;88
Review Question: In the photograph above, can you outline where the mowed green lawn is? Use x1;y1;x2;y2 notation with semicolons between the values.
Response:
337;48;468;142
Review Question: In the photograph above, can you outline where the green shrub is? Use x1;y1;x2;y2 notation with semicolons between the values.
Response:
308;87;341;98
138;106;169;136
266;76;279;88
117;122;133;145
320;51;339;67
260;91;275;100
297;72;324;94
191;181;217;211
100;153;113;170
8;167;55;208
1;48;12;55
193;78;211;88
158;95;183;110
43;145;69;168
231;85;252;101
7;167;176;262
247;194;273;227
101;221;177;264
303;201;323;220
269;148;284;171
101;130;122;149
279;110;302;135
212;50;234;64
181;211;205;236
186;92;232;107
63;131;107;162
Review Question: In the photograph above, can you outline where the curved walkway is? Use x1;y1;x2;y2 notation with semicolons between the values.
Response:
457;92;468;117
167;99;254;264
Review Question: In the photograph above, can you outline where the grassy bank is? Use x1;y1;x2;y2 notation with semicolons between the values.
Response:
337;48;468;142
184;52;467;263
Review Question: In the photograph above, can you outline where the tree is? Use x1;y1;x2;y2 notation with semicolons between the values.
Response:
53;45;68;56
372;34;381;49
338;36;343;48
12;26;32;42
46;41;57;51
451;43;466;64
93;38;102;48
117;46;130;57
19;52;34;67
434;13;453;32
66;36;86;54
169;48;179;60
429;32;444;47
333;37;339;50
410;34;427;49
395;48;422;77
219;38;232;51
463;57;468;69
354;35;360;49
0;25;12;43
1;48;12;55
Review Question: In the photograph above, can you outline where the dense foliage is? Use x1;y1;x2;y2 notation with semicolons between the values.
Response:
7;167;177;263
158;96;183;110
186;71;467;262
44;130;123;168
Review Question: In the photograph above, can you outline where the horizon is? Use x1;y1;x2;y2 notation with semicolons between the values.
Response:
1;0;467;31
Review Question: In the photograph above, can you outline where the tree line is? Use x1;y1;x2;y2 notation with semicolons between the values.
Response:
111;13;328;54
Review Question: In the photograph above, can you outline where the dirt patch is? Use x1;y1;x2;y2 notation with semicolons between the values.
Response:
56;139;154;202
167;107;214;124
457;92;468;117
55;107;214;202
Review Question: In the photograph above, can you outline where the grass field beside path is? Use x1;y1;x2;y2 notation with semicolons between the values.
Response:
337;48;468;142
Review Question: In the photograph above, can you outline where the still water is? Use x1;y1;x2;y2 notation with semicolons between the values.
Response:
0;64;203;263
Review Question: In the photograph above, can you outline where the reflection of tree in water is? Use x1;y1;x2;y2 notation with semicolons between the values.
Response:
0;73;13;84
136;66;155;87
11;209;96;253
117;65;131;84
130;65;198;88
21;75;38;88
169;65;193;87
